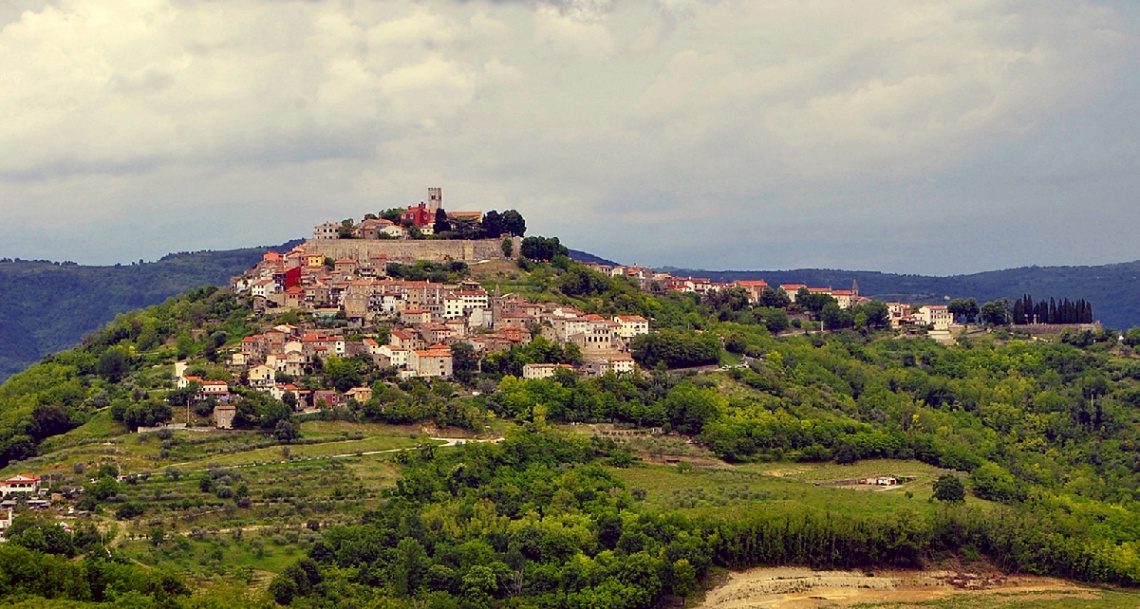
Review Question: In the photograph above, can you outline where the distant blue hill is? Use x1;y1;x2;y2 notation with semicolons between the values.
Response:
568;249;620;266
0;241;301;383
653;262;1140;332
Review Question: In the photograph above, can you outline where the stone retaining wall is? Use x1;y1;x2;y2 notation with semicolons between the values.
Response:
304;237;521;262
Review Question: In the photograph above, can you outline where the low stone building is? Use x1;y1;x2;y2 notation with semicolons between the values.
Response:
213;404;237;429
522;363;576;380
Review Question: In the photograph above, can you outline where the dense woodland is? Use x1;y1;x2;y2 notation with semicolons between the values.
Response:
0;244;294;383
7;252;1140;606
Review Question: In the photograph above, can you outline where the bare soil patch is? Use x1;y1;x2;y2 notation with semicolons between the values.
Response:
699;567;1088;609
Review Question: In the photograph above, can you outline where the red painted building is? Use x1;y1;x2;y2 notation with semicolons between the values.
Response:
400;202;434;228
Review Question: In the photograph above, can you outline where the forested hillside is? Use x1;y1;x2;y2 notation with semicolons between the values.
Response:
5;253;1140;607
0;242;299;383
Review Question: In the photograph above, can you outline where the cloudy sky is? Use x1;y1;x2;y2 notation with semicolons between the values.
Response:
1;0;1138;275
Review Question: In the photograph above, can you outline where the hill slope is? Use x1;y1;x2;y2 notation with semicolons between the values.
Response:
0;243;298;382
4;254;1140;606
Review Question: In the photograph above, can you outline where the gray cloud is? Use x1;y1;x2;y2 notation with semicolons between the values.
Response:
0;0;1136;275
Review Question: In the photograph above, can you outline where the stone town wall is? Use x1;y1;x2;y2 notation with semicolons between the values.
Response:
303;237;521;262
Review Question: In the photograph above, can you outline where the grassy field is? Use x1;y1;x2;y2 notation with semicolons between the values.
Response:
37;410;129;452
467;259;524;280
297;419;423;439
609;458;989;519
737;458;955;482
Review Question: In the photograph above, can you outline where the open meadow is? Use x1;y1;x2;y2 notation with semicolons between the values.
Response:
608;457;986;520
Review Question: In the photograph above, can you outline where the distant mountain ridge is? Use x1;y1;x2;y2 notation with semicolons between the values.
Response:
568;249;619;266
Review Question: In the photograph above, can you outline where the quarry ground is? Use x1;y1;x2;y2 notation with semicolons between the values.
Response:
697;566;1110;608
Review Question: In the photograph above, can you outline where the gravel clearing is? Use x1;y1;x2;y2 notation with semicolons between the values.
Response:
699;566;1090;608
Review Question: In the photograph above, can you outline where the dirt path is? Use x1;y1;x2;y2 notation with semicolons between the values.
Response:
699;567;1091;608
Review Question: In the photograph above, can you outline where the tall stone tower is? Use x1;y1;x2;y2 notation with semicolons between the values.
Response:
427;187;442;213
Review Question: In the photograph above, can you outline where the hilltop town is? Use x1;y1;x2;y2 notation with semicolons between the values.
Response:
206;187;1090;431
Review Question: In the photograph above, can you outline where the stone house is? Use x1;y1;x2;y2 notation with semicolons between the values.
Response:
213;404;237;429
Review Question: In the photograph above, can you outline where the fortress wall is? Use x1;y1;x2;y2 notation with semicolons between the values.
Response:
303;237;521;262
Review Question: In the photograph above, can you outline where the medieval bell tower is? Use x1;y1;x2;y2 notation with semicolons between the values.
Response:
427;187;442;213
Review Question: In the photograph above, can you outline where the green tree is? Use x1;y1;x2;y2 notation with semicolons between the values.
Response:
932;474;965;502
798;290;836;317
482;210;504;237
323;355;362;392
663;383;725;435
948;298;979;325
833;442;857;464
434;208;451;234
6;513;76;556
269;576;298;605
85;475;120;501
450;342;480;385
393;537;430;596
761;308;790;333
670;558;698;600
97;347;131;383
274;419;300;443
380;207;404;223
521;236;568;261
122;400;172;431
758;287;791;309
971;462;1026;502
563;342;583;365
1123;327;1140;347
979;301;1011;326
166;381;201;408
149;525;166;547
860;301;891;329
820;302;853;330
501;209;526;237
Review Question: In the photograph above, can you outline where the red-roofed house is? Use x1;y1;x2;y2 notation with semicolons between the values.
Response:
733;280;770;303
1;474;41;497
401;308;433;325
522;363;575;380
408;347;453;378
831;289;857;309
778;284;807;302
400;202;434;228
313;390;341;409
201;381;230;398
345;387;373;403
